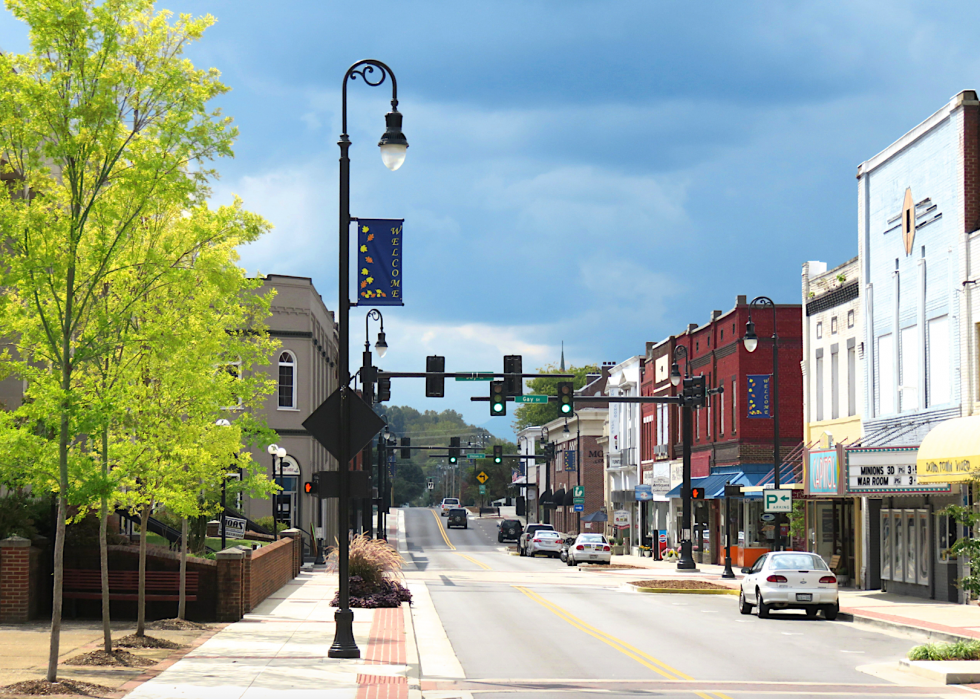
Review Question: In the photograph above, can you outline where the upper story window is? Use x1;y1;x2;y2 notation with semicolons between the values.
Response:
278;351;297;409
831;317;838;335
816;322;823;339
847;310;855;328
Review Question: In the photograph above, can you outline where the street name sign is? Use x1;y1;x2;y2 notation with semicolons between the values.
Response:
476;471;489;484
764;489;793;513
515;395;548;404
479;484;486;494
456;373;494;381
467;453;485;460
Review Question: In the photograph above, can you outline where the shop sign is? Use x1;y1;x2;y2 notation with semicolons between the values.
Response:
224;517;246;539
643;463;671;495
806;448;841;496
634;484;653;501
845;447;950;495
613;510;631;527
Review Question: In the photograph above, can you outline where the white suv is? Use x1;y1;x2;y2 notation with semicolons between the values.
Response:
439;498;460;516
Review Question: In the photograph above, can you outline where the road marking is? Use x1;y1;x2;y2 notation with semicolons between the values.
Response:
430;509;456;550
840;650;865;653
454;552;490;570
781;632;803;636
514;586;733;699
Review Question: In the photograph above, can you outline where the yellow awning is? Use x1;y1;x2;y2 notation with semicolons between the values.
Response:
916;415;980;482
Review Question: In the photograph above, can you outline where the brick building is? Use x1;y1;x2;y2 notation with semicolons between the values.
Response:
641;294;803;566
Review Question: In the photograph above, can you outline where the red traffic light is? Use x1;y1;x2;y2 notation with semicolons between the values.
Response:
691;487;704;500
304;481;315;495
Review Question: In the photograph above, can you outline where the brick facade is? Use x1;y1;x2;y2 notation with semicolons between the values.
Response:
0;536;31;623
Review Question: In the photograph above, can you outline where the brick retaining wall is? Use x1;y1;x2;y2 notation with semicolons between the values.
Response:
249;536;294;610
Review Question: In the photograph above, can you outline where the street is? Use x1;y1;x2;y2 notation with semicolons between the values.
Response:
402;507;979;699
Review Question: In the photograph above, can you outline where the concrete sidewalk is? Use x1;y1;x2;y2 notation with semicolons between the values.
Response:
610;552;980;643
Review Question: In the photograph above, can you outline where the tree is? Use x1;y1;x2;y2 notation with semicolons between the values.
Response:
511;363;599;431
0;0;238;680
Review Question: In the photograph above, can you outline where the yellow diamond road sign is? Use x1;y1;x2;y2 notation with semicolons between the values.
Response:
476;471;489;484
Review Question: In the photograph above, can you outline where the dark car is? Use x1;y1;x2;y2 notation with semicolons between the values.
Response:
447;508;468;529
497;519;523;543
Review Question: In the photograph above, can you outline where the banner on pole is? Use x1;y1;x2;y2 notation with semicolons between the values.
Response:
563;450;576;471
357;219;404;306
747;374;772;418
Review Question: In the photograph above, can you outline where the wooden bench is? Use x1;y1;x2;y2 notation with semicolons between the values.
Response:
829;555;842;573
63;570;198;605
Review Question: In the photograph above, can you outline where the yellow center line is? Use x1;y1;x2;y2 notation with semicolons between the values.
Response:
454;552;491;570
515;586;731;699
430;508;455;550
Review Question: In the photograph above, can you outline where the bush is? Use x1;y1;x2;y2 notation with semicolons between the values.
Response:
0;493;51;540
255;516;288;535
329;535;402;591
331;575;412;608
908;640;980;661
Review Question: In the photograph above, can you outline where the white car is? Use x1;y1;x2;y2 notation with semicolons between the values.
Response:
566;533;611;566
439;498;460;516
738;551;839;620
526;530;563;558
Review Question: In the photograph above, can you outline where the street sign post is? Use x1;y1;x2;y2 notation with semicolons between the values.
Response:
764;489;793;513
476;471;489;484
572;485;585;506
514;395;548;404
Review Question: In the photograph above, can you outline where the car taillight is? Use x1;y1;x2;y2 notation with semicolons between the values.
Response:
819;575;837;584
533;539;542;543
767;574;788;583
576;545;585;550
603;545;611;551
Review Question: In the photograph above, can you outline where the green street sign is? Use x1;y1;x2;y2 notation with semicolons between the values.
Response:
467;453;486;460
573;498;585;505
479;484;486;494
515;394;548;404
456;373;494;381
572;485;585;498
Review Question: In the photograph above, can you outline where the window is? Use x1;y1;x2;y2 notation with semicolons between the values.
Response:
831;346;839;420
847;310;855;328
731;377;737;433
879;334;895;415
847;343;856;417
816;322;823;339
278;351;296;409
720;386;725;435
929;316;950;406
900;326;918;412
816;353;824;422
831;317;838;335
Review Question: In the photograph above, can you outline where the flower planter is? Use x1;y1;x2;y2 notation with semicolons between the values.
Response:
611;545;624;556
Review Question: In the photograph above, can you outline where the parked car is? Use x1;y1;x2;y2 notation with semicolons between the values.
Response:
518;523;555;556
439;498;460;516
526;530;563;558
738;551;839;620
497;519;523;543
446;508;468;529
566;533;611;566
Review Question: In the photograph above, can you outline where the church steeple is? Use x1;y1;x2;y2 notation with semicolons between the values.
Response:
559;341;565;372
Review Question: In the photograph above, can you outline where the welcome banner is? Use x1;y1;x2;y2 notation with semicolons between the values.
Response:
357;219;404;306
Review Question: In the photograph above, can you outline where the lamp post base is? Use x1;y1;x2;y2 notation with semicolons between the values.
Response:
676;540;697;570
314;539;326;566
722;549;736;579
327;609;360;658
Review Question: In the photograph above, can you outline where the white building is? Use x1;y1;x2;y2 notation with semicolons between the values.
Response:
604;356;643;550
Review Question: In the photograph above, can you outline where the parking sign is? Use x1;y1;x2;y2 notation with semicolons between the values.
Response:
764;489;792;512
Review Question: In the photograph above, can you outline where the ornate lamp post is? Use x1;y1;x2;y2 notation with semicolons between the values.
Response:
267;443;287;540
330;59;407;660
669;345;697;570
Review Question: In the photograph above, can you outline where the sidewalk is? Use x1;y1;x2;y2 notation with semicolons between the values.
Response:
611;553;980;643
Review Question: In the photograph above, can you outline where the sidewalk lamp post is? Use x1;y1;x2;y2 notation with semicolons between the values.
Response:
267;443;287;540
722;481;736;579
216;419;232;550
742;295;784;552
331;59;407;660
669;345;697;570
360;309;387;538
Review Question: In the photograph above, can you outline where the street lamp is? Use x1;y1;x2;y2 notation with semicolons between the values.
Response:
722;480;736;579
216;419;232;550
267;444;287;541
670;345;697;571
743;295;783;552
331;59;407;660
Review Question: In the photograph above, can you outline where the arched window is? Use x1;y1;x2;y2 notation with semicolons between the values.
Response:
278;351;296;409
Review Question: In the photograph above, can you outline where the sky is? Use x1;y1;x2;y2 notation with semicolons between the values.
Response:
3;1;980;439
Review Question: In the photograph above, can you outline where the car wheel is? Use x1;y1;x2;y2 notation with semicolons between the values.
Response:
806;607;818;619
463;524;467;529
738;590;753;615
824;602;839;621
757;589;770;619
498;535;503;543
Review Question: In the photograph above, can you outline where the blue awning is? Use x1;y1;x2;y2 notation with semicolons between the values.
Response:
664;471;758;500
743;463;799;499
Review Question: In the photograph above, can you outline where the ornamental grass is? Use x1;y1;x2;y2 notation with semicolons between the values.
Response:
907;640;980;661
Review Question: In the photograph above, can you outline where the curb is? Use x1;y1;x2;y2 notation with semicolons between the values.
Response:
899;658;980;684
837;611;980;644
630;585;739;596
402;600;422;699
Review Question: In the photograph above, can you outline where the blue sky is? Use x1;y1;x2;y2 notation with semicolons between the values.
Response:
4;1;980;438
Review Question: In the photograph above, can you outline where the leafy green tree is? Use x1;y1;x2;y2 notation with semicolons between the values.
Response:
511;363;599;431
0;0;240;680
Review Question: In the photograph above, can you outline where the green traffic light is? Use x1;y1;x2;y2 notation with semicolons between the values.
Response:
560;403;571;414
493;402;504;412
494;457;501;464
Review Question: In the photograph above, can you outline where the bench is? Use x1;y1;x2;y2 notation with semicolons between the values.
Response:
829;555;842;573
63;570;198;606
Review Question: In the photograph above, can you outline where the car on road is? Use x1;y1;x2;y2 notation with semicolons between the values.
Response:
446;508;468;529
738;551;839;620
439;498;460;516
497;519;523;543
526;530;563;558
565;533;611;566
518;523;555;556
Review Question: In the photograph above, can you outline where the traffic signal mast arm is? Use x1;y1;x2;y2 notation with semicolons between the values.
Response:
378;371;576;380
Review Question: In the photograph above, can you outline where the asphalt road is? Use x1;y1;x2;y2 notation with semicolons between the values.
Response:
402;507;978;699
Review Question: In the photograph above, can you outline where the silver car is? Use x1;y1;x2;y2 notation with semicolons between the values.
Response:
566;533;611;566
738;551;839;620
526;530;563;558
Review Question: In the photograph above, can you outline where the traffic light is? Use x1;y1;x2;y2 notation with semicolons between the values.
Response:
503;355;522;396
493;445;503;464
449;436;460;464
542;442;555;461
400;437;411;459
378;375;391;402
490;381;506;416
426;355;445;398
304;479;317;496
691;486;705;500
557;381;573;415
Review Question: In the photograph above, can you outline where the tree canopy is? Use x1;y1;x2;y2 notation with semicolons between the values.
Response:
511;363;599;431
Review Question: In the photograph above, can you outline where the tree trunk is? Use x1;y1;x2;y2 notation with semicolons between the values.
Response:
100;428;112;653
178;517;188;620
137;504;150;638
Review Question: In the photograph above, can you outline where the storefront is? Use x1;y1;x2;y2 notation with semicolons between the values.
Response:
803;446;860;586
641;464;671;555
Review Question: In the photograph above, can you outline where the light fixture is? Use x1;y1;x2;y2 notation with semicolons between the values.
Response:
267;443;279;455
670;362;681;387
743;318;759;353
277;447;287;459
375;330;388;358
379;107;408;171
215;419;231;427
563;420;570;434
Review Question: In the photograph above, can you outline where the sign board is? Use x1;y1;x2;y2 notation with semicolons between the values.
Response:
846;447;950;495
455;373;494;381
574;504;584;512
479;484;486;494
562;450;576;472
643;463;671;496
634;484;653;501
613;510;631;526
224;517;246;539
572;485;585;498
747;374;772;418
476;471;489;484
467;453;486;460
807;448;841;496
764;489;792;513
515;394;548;404
303;388;386;462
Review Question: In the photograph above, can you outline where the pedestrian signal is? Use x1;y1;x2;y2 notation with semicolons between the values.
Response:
691;487;705;500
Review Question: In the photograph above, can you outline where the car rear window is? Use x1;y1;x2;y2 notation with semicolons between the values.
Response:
769;554;829;571
449;509;465;515
537;531;561;538
578;534;605;543
443;499;459;504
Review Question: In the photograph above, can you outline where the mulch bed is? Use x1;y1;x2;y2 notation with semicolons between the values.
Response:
148;618;210;631
115;634;182;650
583;564;644;570
631;579;733;590
64;649;156;668
0;679;113;696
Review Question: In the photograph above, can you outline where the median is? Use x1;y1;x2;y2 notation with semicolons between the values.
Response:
629;579;739;595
